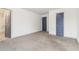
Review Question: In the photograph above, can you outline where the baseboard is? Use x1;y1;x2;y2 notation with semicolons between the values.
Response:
11;30;41;39
49;34;77;40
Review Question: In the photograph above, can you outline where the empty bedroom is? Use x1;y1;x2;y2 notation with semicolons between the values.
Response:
0;8;79;51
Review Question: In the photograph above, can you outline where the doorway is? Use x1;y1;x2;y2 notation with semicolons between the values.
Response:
56;12;64;37
42;17;47;32
0;9;11;41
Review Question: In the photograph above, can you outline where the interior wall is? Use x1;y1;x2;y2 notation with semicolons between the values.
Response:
77;9;79;42
0;11;5;33
41;13;49;32
11;8;41;38
0;9;6;40
49;8;77;39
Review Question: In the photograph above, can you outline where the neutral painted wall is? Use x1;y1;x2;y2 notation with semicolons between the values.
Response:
0;13;4;32
77;9;79;42
0;10;5;32
11;8;41;38
49;8;77;39
41;13;49;32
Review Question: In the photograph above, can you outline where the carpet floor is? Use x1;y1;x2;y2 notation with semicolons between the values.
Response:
0;32;79;51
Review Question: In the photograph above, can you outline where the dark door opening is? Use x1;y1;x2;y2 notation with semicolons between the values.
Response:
56;12;64;37
42;17;47;32
5;11;11;38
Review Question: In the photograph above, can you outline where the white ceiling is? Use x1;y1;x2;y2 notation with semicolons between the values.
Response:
24;8;50;15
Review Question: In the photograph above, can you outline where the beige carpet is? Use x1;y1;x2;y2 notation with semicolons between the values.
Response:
0;32;79;51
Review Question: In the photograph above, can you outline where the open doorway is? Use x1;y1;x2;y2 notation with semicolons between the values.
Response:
0;9;11;41
42;17;47;32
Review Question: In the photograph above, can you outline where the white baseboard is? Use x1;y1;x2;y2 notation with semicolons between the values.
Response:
11;30;41;39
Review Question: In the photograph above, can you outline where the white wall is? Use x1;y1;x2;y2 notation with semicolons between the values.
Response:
49;8;77;39
77;9;79;42
11;8;41;38
41;13;49;32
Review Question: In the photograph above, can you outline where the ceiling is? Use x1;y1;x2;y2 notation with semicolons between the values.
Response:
24;8;50;15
